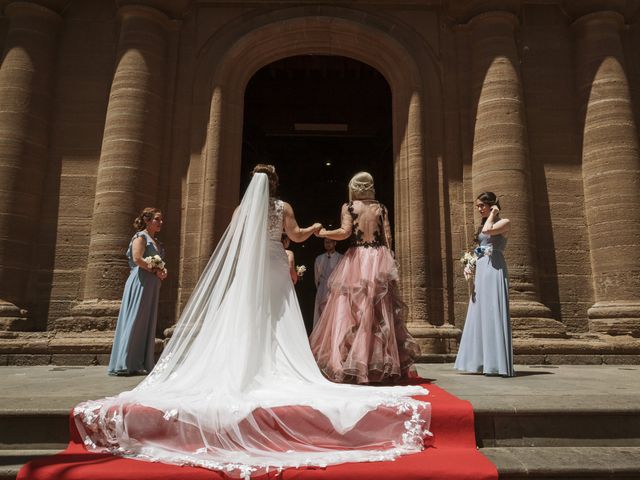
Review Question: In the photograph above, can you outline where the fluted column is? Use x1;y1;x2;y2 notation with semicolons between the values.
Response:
573;11;640;336
57;5;173;330
0;2;61;330
469;12;565;337
397;92;428;325
394;90;460;356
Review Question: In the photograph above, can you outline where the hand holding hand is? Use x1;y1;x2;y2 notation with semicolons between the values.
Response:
310;223;322;236
315;228;328;238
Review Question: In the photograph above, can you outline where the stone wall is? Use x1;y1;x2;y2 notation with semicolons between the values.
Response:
0;0;639;364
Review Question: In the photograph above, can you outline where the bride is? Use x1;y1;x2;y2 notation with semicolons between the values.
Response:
74;164;432;478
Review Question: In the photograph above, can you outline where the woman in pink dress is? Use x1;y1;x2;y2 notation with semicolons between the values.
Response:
310;172;420;384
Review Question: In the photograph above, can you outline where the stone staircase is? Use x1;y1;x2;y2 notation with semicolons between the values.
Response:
476;403;640;478
0;409;67;480
1;364;640;479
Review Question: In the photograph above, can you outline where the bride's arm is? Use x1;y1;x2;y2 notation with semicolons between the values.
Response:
317;203;352;241
283;202;321;243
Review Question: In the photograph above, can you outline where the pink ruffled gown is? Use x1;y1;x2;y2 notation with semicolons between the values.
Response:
310;200;420;384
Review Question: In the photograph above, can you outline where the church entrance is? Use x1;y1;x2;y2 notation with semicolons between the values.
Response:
241;55;393;333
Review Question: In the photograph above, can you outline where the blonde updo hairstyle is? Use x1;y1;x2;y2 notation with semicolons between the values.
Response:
133;207;161;232
348;171;375;201
252;164;279;197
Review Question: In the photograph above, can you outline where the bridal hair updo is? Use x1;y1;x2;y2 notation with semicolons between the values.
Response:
252;164;278;197
348;171;375;201
133;207;162;232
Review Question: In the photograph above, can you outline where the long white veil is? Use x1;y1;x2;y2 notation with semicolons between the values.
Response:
74;173;431;478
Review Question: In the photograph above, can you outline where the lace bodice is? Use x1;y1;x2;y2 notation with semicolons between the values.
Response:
346;201;389;248
268;198;284;241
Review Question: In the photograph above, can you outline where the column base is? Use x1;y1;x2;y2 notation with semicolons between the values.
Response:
588;301;640;336
54;300;121;332
407;323;461;359
510;299;567;338
0;300;31;331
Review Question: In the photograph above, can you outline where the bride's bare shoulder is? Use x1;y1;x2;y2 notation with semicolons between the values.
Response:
281;201;294;215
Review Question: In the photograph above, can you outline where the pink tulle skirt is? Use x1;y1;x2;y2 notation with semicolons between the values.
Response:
309;246;420;384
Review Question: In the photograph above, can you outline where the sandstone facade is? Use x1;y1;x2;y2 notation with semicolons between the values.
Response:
0;0;639;364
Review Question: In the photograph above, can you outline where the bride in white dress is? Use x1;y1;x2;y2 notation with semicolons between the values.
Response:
74;165;431;478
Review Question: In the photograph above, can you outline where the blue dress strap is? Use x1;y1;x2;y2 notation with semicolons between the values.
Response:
131;231;147;242
131;231;163;257
127;232;149;259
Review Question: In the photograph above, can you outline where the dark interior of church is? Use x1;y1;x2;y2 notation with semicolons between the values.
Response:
242;55;393;332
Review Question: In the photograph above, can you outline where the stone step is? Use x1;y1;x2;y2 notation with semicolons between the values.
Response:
3;404;640;449
474;402;640;447
2;365;639;479
0;450;60;480
0;333;162;367
0;410;68;450
483;446;640;479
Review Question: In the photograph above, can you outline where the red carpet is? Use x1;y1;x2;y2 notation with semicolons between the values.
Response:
18;383;497;480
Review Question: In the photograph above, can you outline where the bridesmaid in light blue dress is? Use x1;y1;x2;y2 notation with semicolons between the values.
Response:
455;192;515;377
108;208;167;376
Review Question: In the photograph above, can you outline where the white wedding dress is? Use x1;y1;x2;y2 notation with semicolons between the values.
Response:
74;173;431;478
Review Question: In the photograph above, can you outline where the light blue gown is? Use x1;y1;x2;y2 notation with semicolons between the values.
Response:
454;232;515;377
108;231;163;375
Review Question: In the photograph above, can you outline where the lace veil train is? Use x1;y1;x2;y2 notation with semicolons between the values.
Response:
74;173;432;478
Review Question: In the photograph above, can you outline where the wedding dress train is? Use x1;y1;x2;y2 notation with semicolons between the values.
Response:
74;173;432;478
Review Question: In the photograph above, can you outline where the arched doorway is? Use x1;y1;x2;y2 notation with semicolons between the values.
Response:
241;55;393;332
186;10;457;356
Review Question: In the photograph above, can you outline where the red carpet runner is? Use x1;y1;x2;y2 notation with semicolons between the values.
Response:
18;383;497;480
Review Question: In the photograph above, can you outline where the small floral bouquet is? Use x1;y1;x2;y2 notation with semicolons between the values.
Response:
459;251;477;281
295;265;306;278
459;245;493;281
144;254;165;272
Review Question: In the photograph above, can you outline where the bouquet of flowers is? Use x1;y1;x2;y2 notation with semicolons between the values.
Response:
459;245;493;281
459;251;477;281
295;265;306;278
144;254;165;272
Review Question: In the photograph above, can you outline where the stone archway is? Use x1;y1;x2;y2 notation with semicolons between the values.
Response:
185;8;457;355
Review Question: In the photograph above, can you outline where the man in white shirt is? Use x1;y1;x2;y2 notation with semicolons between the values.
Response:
313;238;343;326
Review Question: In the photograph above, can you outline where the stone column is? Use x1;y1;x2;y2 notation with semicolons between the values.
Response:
573;11;640;336
0;2;61;330
395;90;460;358
57;5;173;331
469;12;566;337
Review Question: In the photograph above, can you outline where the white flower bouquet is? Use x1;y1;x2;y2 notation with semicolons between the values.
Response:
144;254;165;272
295;265;306;277
460;251;477;281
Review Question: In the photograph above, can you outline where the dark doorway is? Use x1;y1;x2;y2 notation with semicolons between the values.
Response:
241;55;393;333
